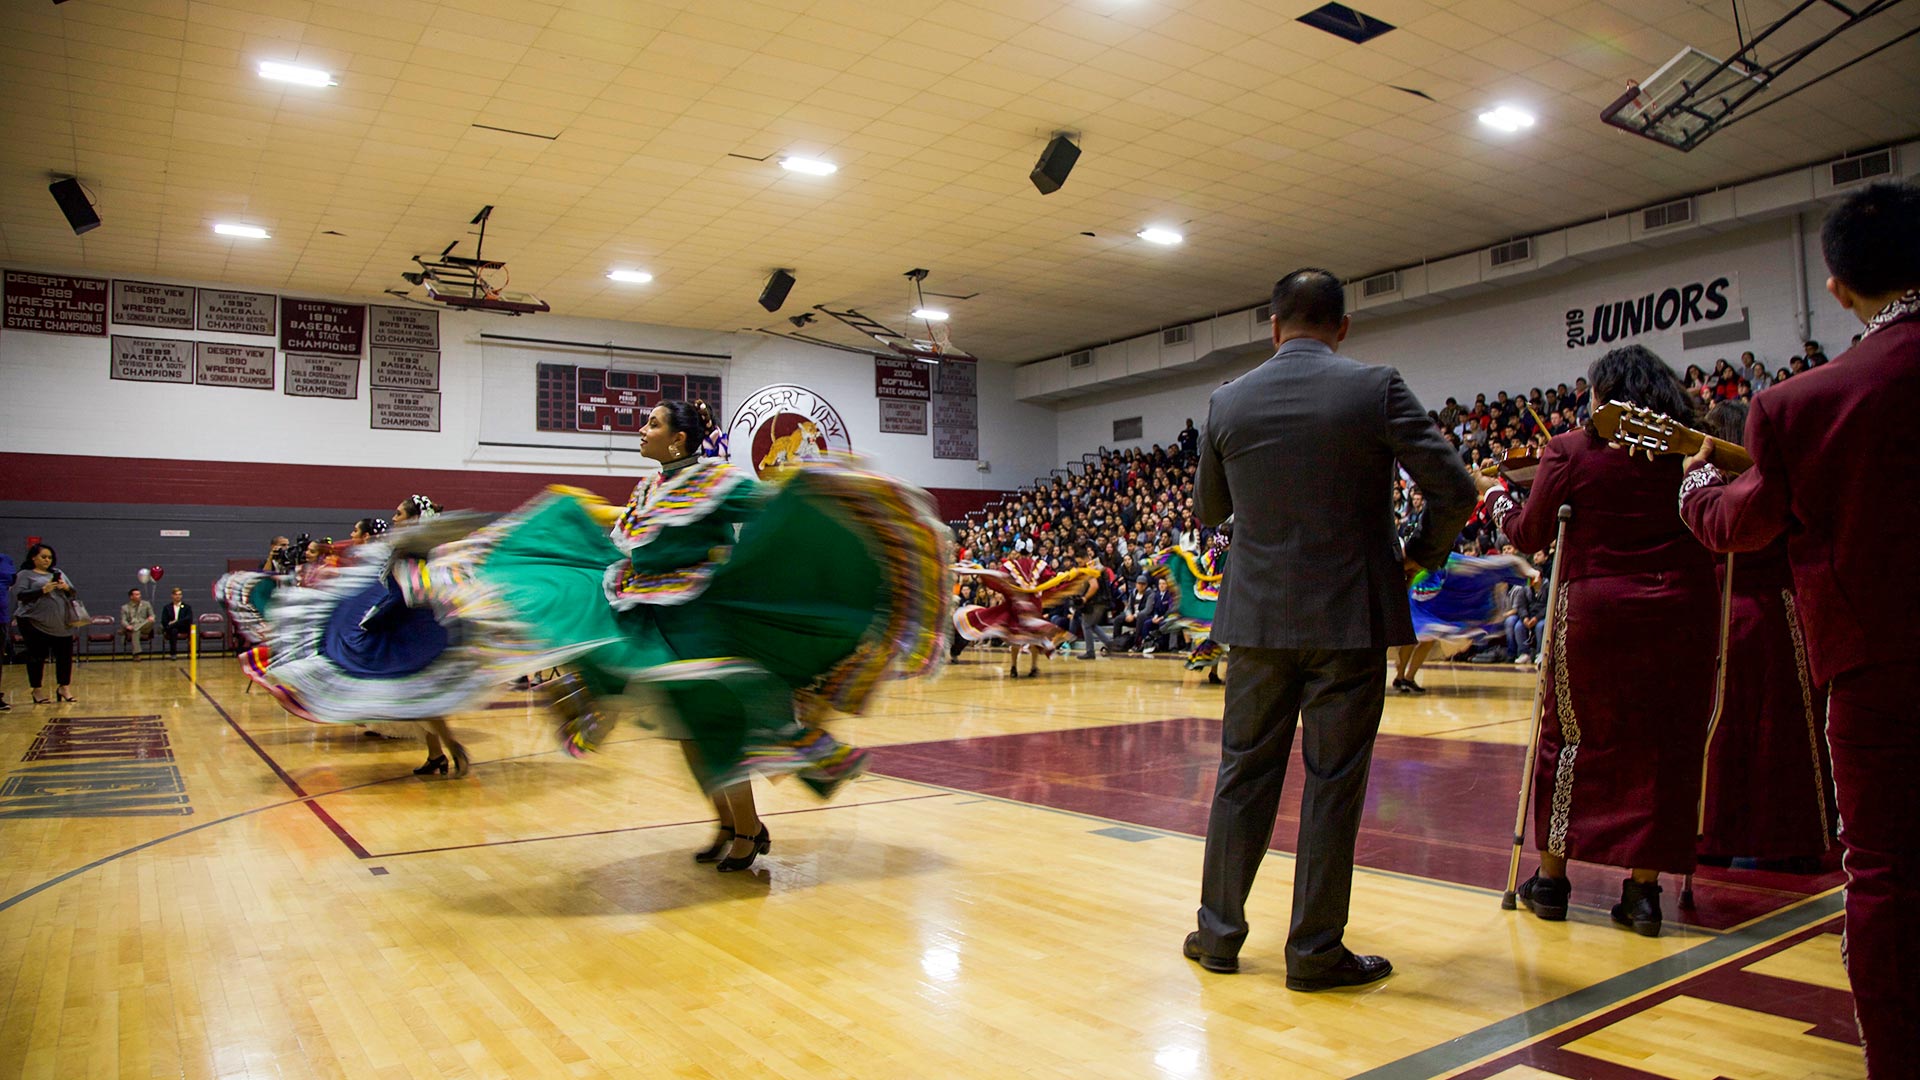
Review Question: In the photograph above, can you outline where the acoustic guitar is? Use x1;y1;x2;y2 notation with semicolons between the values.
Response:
1477;448;1542;487
1590;400;1755;474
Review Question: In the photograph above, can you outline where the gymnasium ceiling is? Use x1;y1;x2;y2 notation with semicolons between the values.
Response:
1;0;1916;364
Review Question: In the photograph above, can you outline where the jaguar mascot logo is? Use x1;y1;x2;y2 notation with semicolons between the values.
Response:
726;385;851;479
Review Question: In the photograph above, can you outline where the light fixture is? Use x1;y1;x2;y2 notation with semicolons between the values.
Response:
213;223;270;239
912;308;949;321
1478;105;1536;133
606;269;653;284
258;61;335;87
1137;226;1183;246
779;156;838;176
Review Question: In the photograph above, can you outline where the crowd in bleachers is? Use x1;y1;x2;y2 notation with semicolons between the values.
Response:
952;337;1842;660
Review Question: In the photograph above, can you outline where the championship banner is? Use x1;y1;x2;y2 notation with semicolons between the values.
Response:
112;280;195;330
879;399;929;434
932;356;979;460
370;345;440;390
110;335;193;383
371;388;441;432
281;297;365;356
5;270;108;336
198;289;276;335
285;354;359;399
370;304;439;350
874;355;933;400
195;342;274;389
726;384;852;479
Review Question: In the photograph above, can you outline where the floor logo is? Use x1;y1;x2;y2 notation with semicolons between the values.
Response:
0;716;191;818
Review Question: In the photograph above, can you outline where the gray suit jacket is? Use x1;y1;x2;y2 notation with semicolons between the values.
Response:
1195;338;1475;650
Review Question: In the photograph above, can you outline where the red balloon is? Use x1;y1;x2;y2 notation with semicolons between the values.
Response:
150;565;165;581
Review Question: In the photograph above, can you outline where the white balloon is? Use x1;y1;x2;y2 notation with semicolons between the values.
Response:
137;567;152;583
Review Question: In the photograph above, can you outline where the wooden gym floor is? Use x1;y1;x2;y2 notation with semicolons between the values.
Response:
0;649;1860;1079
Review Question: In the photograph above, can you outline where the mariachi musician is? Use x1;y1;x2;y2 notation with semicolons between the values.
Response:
1476;344;1718;937
1691;401;1834;869
1677;181;1920;1078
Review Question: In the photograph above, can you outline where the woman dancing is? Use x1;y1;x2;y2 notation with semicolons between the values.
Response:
220;495;513;776
416;401;951;871
951;555;1096;677
1154;536;1230;683
1391;551;1537;693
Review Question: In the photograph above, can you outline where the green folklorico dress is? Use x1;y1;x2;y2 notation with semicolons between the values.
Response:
417;454;952;792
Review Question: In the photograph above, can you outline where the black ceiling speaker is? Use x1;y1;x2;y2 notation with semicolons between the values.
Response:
49;177;100;234
1029;134;1080;195
758;268;796;313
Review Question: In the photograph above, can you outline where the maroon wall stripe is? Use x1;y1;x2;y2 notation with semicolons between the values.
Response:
4;453;1007;521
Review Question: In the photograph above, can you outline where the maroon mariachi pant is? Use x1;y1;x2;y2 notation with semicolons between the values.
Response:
1827;661;1920;1079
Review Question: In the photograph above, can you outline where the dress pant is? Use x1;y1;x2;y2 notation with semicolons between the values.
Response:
164;627;189;657
1827;661;1919;1079
20;624;75;688
1196;646;1386;976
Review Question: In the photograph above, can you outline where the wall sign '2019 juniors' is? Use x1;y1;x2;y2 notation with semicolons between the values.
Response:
726;384;852;479
1564;275;1741;350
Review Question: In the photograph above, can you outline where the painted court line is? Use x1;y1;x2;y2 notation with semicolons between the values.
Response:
191;677;372;858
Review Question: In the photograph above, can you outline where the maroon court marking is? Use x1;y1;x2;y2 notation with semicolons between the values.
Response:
869;717;1844;930
190;679;372;858
1451;919;1855;1078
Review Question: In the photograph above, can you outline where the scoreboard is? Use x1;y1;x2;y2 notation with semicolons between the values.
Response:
536;363;721;434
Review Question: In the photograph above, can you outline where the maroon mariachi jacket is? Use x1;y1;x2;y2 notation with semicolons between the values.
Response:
1493;427;1714;585
1679;301;1920;686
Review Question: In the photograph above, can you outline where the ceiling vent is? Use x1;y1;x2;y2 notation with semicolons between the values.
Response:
1161;325;1191;347
1641;198;1694;231
1068;349;1094;369
1489;238;1533;267
1297;2;1396;44
1360;270;1400;298
1830;149;1895;188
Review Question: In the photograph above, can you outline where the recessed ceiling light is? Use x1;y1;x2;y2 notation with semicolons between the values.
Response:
606;270;653;284
258;61;335;87
213;223;270;239
1478;105;1536;133
780;156;838;176
912;308;949;321
1138;227;1184;246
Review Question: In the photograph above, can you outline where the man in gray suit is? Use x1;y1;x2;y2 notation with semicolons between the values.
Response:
1183;268;1475;989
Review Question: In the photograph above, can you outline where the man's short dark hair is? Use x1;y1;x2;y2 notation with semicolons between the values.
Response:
1270;268;1345;330
1821;181;1920;296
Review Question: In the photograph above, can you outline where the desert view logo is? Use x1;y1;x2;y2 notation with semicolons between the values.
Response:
726;384;853;479
1564;275;1739;350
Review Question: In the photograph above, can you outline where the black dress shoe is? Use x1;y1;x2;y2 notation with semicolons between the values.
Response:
1285;950;1392;992
1517;871;1570;921
1182;932;1237;974
1611;878;1663;937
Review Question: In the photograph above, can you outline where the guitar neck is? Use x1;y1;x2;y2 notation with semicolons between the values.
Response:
1668;428;1756;474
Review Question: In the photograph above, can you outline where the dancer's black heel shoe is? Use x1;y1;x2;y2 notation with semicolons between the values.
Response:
413;754;449;776
716;825;771;872
694;826;736;864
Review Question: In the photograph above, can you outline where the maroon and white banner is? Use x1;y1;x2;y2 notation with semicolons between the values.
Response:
285;354;360;399
932;356;979;460
5;270;108;336
112;280;196;330
369;345;440;390
369;304;439;350
110;335;194;383
195;342;274;389
371;388;441;432
281;298;365;356
197;288;276;335
874;355;933;400
879;399;928;435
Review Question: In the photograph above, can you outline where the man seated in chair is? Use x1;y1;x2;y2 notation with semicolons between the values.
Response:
160;587;193;657
120;588;156;660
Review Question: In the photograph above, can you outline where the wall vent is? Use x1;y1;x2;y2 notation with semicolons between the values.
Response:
1360;271;1400;297
1830;149;1894;188
1068;349;1094;369
1253;303;1272;322
1489;238;1533;267
1113;416;1144;442
1161;325;1191;347
1640;198;1694;231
